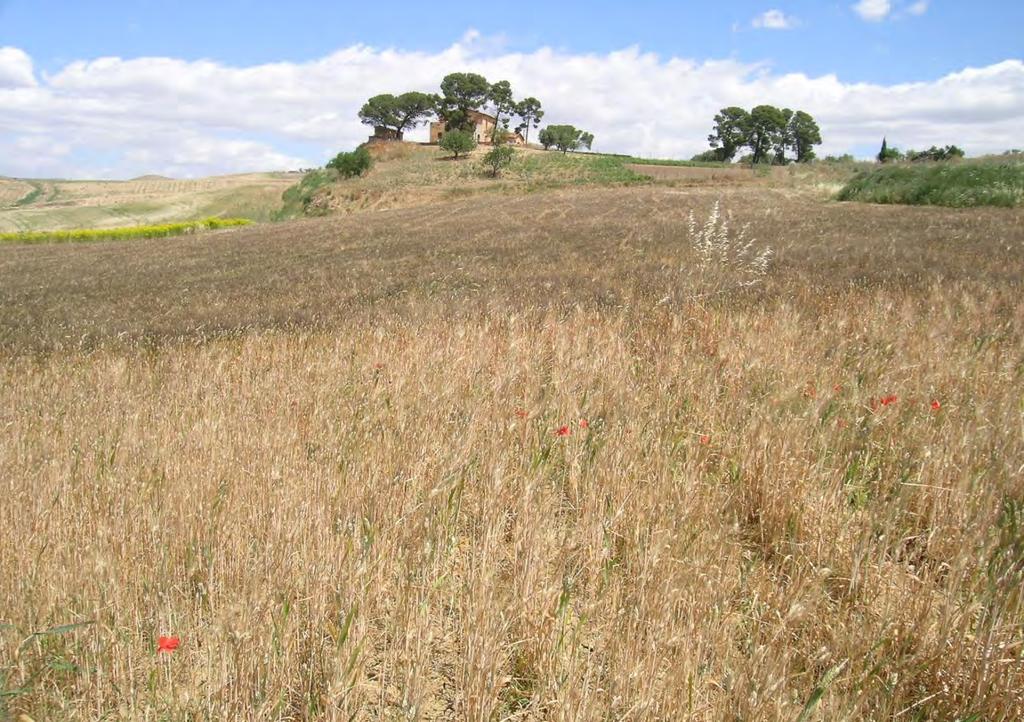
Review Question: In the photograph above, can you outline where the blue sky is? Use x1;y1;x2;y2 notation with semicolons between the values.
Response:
2;0;1020;83
0;1;1021;178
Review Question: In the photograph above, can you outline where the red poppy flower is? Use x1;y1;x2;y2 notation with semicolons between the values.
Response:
555;425;571;437
930;399;941;411
157;636;180;653
514;408;528;419
699;434;710;445
881;395;898;406
833;384;843;393
579;419;589;429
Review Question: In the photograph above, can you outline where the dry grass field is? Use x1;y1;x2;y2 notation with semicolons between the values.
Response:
0;173;298;233
1;183;1023;720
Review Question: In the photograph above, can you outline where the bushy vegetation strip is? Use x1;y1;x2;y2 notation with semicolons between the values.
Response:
0;217;251;244
838;159;1024;207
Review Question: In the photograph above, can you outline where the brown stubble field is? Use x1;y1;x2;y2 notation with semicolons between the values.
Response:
1;185;1023;720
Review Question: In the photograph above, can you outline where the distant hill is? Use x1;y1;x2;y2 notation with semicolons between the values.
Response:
0;172;296;232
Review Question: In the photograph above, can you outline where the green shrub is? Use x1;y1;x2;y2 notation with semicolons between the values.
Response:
482;145;515;177
439;130;477;159
326;146;373;178
277;169;339;218
837;159;1024;208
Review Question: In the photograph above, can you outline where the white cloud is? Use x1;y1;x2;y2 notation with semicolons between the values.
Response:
852;0;892;21
854;1;929;22
0;34;1022;177
752;10;798;30
0;47;37;88
907;1;929;16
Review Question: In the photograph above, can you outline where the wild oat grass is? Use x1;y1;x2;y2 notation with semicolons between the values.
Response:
1;185;1022;720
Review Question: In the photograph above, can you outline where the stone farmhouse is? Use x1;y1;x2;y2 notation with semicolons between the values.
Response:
429;109;526;146
368;126;403;143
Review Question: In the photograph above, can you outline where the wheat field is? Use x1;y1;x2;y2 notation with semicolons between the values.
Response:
1;185;1022;720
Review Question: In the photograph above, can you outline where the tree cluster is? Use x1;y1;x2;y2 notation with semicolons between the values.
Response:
706;106;822;164
538;125;594;154
358;74;545;144
357;92;436;141
913;145;966;160
435;73;546;143
877;139;966;163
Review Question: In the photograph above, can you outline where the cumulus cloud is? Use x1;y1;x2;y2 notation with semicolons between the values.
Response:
852;0;892;21
0;46;36;88
752;10;798;30
0;33;1022;178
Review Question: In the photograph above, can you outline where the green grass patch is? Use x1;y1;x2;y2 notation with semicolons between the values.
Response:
0;217;252;245
518;152;650;186
614;155;730;169
837;159;1024;208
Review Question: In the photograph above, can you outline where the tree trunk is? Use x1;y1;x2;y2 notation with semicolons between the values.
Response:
752;133;764;164
491;109;502;144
